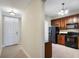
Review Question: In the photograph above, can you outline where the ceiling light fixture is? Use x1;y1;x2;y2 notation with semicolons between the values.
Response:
58;3;69;16
9;10;16;16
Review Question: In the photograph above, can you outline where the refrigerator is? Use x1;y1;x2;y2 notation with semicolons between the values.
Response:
49;26;59;43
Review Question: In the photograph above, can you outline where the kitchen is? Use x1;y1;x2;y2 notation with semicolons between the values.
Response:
44;0;79;58
50;14;79;49
45;14;79;58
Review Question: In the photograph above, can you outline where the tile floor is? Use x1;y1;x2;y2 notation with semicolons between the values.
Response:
0;44;27;58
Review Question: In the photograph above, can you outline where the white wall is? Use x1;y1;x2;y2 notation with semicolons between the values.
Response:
44;16;51;42
48;20;51;27
44;20;48;42
45;16;51;27
21;0;45;58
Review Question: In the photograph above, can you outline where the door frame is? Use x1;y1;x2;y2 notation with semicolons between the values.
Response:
2;12;21;47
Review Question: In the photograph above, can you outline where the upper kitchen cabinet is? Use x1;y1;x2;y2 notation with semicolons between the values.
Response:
67;16;78;24
51;14;79;30
51;18;66;29
73;16;78;23
76;15;79;23
51;19;61;28
60;18;66;30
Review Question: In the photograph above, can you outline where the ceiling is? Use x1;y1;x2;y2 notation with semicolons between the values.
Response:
0;0;79;19
0;0;31;11
45;0;79;19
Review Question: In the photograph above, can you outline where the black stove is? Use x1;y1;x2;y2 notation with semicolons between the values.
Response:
65;32;79;49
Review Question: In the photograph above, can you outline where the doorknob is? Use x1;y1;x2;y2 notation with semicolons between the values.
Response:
16;32;18;34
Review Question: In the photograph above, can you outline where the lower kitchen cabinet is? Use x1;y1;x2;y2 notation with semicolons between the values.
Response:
78;37;79;48
45;42;52;58
57;35;65;45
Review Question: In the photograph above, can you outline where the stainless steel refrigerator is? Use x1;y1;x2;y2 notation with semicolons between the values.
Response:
49;26;59;43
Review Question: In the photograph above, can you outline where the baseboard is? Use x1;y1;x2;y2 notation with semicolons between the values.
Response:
20;47;31;58
0;48;2;56
2;44;19;48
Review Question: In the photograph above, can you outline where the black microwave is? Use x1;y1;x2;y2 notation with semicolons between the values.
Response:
66;23;79;29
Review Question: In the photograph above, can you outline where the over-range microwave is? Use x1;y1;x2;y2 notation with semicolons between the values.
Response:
66;23;79;29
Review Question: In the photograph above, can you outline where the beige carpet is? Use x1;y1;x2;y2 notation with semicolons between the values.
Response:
0;45;27;58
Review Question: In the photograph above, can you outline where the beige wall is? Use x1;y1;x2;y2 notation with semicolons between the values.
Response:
0;11;2;55
21;0;45;58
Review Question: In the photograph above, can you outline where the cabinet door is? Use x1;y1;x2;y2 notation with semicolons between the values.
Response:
73;16;78;23
77;15;79;23
78;37;79;49
45;42;52;58
58;35;65;45
67;17;73;23
60;19;66;29
51;20;56;26
66;16;78;23
65;17;69;29
51;20;61;28
56;20;61;28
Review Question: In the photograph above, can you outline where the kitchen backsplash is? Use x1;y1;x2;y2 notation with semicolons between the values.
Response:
59;29;79;33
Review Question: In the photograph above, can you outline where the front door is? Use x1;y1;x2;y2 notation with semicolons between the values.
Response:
3;16;21;47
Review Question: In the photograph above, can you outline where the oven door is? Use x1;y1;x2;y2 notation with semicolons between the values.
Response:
65;36;78;49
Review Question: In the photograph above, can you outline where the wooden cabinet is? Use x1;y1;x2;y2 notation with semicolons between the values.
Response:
51;18;67;29
60;19;66;29
77;15;79;23
78;37;79;49
51;19;61;28
57;35;65;45
51;14;79;30
64;17;69;29
67;16;78;23
45;42;52;58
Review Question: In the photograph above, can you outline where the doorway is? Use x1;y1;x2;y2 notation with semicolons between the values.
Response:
2;15;21;47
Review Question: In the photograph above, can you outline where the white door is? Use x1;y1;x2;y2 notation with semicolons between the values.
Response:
3;16;20;47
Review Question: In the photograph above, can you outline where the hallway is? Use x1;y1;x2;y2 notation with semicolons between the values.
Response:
0;45;27;58
0;0;44;58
